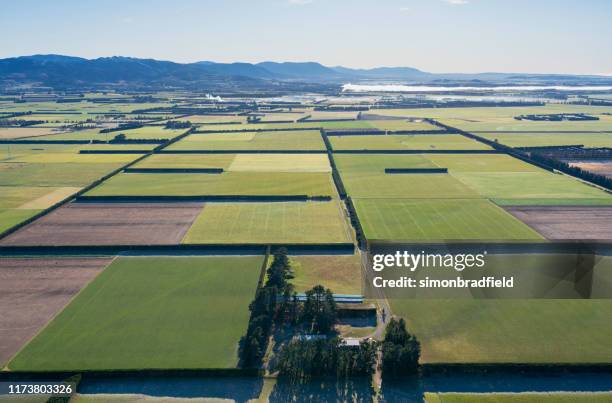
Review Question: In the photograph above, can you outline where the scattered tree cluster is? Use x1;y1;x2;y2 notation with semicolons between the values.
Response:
277;337;377;381
381;318;420;378
164;120;192;129
100;122;143;133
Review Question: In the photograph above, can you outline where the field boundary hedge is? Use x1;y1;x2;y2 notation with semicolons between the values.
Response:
385;168;448;174
325;129;452;136
331;149;502;154
0;243;355;256
157;149;328;154
123;168;224;174
75;195;332;202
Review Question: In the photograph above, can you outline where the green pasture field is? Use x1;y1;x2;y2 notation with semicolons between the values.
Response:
0;179;83;234
306;110;359;120
354;198;542;241
441;116;612;132
391;299;612;363
87;172;337;197
182;201;351;244
0;127;66;139
453;171;612;202
1;143;142;164
193;120;434;132
343;173;480;199
116;126;186;140
12;113;93;122
0;162;127;186
289;254;362;295
334;154;437;173
134;153;331;172
477;132;612;148
257;112;306;122
0;208;41;234
174;114;247;124
8;256;262;371
425;392;612;403
29;129;108;141
366;119;439;132
169;130;326;151
329;134;491;151
227;154;331;172
334;154;479;199
426;154;543;172
135;154;236;169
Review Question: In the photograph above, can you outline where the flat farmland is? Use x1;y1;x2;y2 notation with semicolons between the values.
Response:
227;154;331;172
453;171;612;203
257;112;305;122
0;202;204;246
306;111;359;120
117;126;186;140
390;299;612;363
134;154;236;169
87;172;336;197
368;104;612;121
0;185;82;234
0;257;111;366
174;114;246;124
0;162;130;186
426;153;542;172
335;154;479;199
0;127;66;139
289;254;362;294
442;116;612;132
366;119;439;132
354;199;542;241
182;201;351;244
8;256;262;371
334;154;438;172
477;132;612;148
169;130;326;151
329;134;491;151
505;206;612;240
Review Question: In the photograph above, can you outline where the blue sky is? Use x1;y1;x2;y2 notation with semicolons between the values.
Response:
1;0;611;74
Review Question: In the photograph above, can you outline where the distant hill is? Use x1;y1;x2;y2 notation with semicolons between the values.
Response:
1;54;610;90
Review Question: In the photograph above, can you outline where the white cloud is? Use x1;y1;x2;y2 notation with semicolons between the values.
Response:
288;0;312;5
444;0;469;5
400;6;410;12
120;16;134;24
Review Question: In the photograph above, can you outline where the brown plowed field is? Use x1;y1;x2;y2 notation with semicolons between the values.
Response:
0;202;204;246
0;257;111;366
569;160;612;179
505;206;612;240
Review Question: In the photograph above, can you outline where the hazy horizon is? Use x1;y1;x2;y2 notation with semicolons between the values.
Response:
2;0;612;76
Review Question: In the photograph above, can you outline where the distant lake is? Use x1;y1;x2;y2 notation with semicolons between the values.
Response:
342;83;612;92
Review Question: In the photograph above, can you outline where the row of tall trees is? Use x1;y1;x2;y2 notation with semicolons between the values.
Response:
240;248;293;367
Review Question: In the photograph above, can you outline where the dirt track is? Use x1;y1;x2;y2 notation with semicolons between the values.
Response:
0;257;111;366
505;206;612;240
0;202;204;246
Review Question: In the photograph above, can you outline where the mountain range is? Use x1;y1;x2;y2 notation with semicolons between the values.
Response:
1;54;610;90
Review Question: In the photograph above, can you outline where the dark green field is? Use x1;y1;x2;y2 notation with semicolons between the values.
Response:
8;256;262;371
